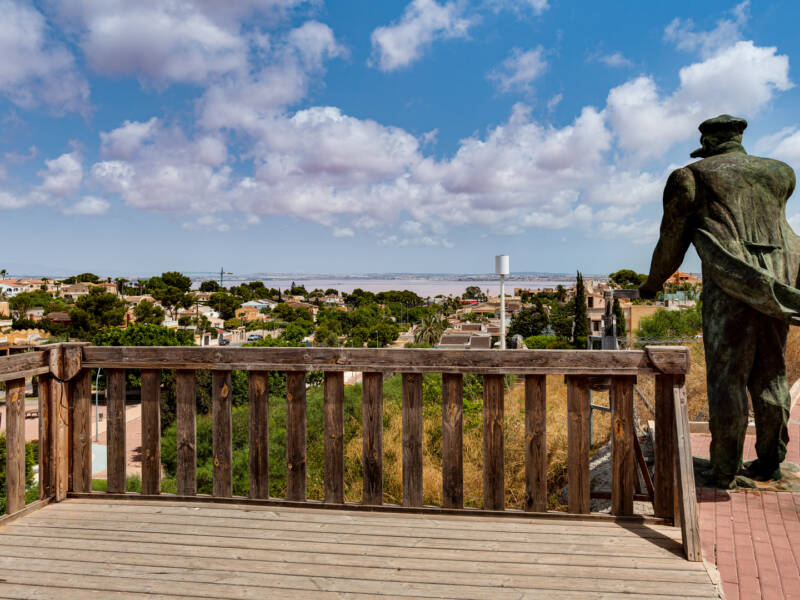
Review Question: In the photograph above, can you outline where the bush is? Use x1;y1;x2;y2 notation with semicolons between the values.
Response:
635;304;702;343
523;335;572;349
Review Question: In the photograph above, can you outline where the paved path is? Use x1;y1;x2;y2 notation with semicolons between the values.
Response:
693;401;800;599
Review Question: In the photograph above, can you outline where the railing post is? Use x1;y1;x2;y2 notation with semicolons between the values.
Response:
483;374;505;511
673;375;702;561
212;370;233;498
362;372;383;505
176;370;196;496
141;369;161;495
402;373;423;507
442;373;464;509
5;377;26;514
38;373;55;499
524;375;547;513
611;375;635;516
249;371;270;499
106;369;127;494
654;374;678;522
323;371;344;504
566;375;590;514
70;368;92;494
286;371;307;501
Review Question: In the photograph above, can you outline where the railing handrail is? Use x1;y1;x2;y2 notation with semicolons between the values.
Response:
0;351;49;382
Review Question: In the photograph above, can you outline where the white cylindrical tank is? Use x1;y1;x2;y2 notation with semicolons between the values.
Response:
495;254;509;275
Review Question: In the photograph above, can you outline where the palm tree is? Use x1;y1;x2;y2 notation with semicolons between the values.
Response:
0;268;7;280
414;315;447;345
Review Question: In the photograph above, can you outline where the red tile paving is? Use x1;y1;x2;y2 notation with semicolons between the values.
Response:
694;401;800;599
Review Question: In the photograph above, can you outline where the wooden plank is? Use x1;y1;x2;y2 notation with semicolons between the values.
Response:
106;369;126;494
362;372;383;505
567;376;590;514
323;371;344;504
401;373;423;507
70;369;91;494
524;374;547;512
483;374;505;511
212;370;233;498
54;375;69;502
654;374;677;522
611;376;635;516
441;373;463;509
5;378;26;514
249;371;269;500
0;351;48;382
50;343;86;381
634;434;655;502
140;369;161;495
38;374;54;499
81;346;690;375
673;376;702;561
286;371;306;501
176;370;196;497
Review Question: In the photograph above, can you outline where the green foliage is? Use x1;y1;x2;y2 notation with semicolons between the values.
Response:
62;273;101;284
609;269;647;289
374;290;424;307
635;304;703;343
572;272;589;343
160;271;192;293
133;299;165;325
224;317;242;330
508;301;549;339
94;323;194;347
0;435;37;514
414;314;447;345
8;290;65;316
613;297;627;338
11;318;37;330
549;299;575;339
199;280;220;292
92;475;142;492
208;292;242;320
314;325;340;347
523;335;572;349
69;287;127;338
281;319;314;343
404;341;433;348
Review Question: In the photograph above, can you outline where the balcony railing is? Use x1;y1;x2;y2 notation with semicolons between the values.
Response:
1;343;700;560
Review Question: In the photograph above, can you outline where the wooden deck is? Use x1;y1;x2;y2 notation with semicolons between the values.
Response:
0;498;720;599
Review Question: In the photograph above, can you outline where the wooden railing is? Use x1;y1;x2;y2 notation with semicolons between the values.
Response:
1;343;701;560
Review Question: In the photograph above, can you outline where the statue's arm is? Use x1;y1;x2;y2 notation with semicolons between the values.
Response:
640;168;696;297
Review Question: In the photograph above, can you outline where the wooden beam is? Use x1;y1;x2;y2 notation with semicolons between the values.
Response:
567;376;590;514
524;375;547;513
0;352;48;383
611;376;635;516
362;372;383;506
323;371;344;504
212;370;233;498
5;378;26;514
483;374;505;511
38;374;55;499
54;372;69;502
140;369;161;495
70;369;91;494
654;374;677;522
81;346;690;375
441;373;463;509
673;376;702;561
106;368;127;494
402;373;423;508
249;371;270;500
176;370;197;496
286;371;306;502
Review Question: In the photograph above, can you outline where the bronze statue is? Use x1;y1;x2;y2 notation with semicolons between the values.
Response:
640;115;800;488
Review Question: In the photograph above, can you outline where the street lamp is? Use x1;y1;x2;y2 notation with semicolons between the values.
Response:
495;255;509;350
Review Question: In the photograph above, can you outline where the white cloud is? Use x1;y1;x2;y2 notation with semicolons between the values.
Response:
754;127;800;166
486;0;549;16
332;227;354;238
0;0;89;113
182;215;231;232
62;195;110;215
665;0;749;58
788;213;800;233
38;151;83;196
99;118;159;159
591;51;633;68
489;47;547;93
370;0;472;71
0;191;27;210
546;93;562;112
605;41;791;159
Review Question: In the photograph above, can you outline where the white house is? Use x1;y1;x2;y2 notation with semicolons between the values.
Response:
0;280;23;298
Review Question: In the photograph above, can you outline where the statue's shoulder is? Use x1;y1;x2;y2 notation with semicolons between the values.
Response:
665;166;695;190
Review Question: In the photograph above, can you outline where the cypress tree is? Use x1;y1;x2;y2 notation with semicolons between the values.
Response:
613;297;627;339
572;271;589;344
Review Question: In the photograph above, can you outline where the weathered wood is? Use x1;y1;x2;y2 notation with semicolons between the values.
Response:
611;376;635;516
176;370;196;496
249;371;269;500
634;434;655;502
441;373;463;509
483;374;505;511
567;376;590;514
362;372;383;505
654;374;677;521
51;343;86;381
401;373;423;507
524;375;547;513
38;374;55;499
5;378;26;514
212;370;233;498
82;346;691;375
70;369;91;494
323;372;344;504
645;346;691;376
286;371;306;501
54;373;69;501
673;376;702;561
0;351;48;383
140;369;161;495
106;369;127;494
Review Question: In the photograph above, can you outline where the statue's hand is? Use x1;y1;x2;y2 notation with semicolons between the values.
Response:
638;285;658;300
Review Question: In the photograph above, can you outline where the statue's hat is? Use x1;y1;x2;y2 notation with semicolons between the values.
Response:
698;114;747;136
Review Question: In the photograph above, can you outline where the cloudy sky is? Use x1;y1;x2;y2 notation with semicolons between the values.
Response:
1;0;799;276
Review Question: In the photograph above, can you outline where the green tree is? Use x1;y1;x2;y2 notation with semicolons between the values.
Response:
9;290;65;316
609;269;648;289
133;299;165;325
69;288;126;338
94;323;194;347
414;315;447;345
508;301;549;339
62;272;101;284
635;305;702;343
550;299;575;339
209;292;241;320
199;280;221;293
463;286;487;302
160;271;192;293
572;271;589;344
152;285;192;319
613;297;627;338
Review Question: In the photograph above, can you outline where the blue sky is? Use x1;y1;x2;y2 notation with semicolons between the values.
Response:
2;0;800;277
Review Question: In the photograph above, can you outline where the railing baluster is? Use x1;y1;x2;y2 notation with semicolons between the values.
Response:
106;369;127;494
566;375;590;514
5;378;26;514
176;370;196;496
524;375;547;512
324;371;344;504
483;374;504;511
141;369;161;495
402;373;423;507
673;375;702;561
286;371;307;501
442;373;463;509
362;372;383;505
249;371;270;499
212;370;233;498
38;374;55;499
71;369;92;494
611;375;636;516
654;374;678;522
